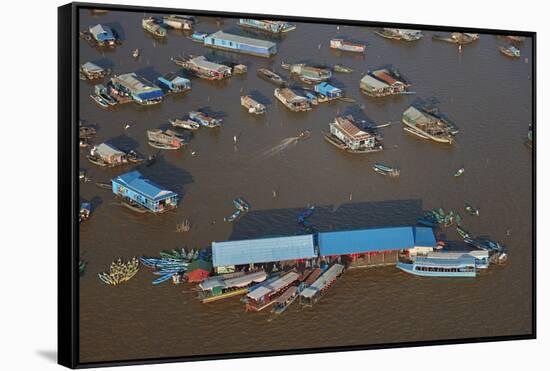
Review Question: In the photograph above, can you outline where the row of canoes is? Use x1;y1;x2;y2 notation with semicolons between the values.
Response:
98;257;140;285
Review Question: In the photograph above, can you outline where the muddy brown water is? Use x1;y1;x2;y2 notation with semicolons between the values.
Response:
78;10;533;363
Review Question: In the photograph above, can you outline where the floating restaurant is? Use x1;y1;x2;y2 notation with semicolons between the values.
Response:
359;69;410;97
88;24;117;46
212;234;316;273
173;56;232;80
203;31;278;57
274;88;311;112
324;115;382;153
157;73;191;93
110;73;164;105
238;19;296;34
111;170;179;213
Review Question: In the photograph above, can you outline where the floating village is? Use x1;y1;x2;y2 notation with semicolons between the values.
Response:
78;11;531;316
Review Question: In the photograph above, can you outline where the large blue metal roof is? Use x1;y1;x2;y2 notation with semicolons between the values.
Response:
112;170;177;202
319;227;422;256
413;227;437;247
212;234;315;267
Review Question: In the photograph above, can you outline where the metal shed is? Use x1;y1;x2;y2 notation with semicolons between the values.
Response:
212;234;316;267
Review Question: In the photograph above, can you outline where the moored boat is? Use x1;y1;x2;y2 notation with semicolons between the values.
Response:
169;118;200;130
333;64;353;73
499;45;521;58
299;264;344;306
397;256;477;278
142;17;167;38
402;106;456;144
375;28;423;41
329;38;366;53
90;94;109;108
241;95;266;114
132;48;140;58
274;88;311;112
233;197;251;212
257;68;286;85
147;129;186;150
224;209;241;223
454;167;465;177
189;111;223;128
464;202;479;216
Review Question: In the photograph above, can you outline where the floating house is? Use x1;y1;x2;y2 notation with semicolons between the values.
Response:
286;63;332;83
88;143;126;167
203;31;277;57
324;115;381;153
110;73;164;105
245;271;301;312
274;88;311;112
89;24;117;46
238;19;296;34
157;73;191;93
402;106;456;144
360;69;410;97
314;82;343;99
174;56;232;80
162;14;194;30
212;234;316;272
111;170;178;213
318;226;437;267
80;62;109;80
185;260;213;283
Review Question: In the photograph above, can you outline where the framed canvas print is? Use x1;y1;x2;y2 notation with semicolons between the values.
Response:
58;2;536;368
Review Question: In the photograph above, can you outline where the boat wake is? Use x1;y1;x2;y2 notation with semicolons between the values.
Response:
260;136;300;158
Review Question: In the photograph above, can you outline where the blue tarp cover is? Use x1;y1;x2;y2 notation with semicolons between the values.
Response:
135;89;164;101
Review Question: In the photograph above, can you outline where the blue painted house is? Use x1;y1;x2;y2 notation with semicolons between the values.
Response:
157;73;191;93
203;31;277;57
314;82;343;99
89;24;117;46
111;170;178;213
110;73;164;105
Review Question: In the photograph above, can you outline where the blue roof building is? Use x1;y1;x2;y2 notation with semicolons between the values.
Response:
212;234;315;267
110;73;164;105
203;30;277;57
157;73;191;93
111;170;178;213
318;226;436;256
314;82;343;98
89;24;116;45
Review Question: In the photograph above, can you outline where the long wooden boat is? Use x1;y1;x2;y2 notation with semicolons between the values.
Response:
499;45;521;58
373;163;400;177
90;94;109;108
169;118;200;130
257;68;286;85
120;198;149;213
329;38;366;53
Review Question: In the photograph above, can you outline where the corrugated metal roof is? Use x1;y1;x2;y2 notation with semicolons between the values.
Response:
81;62;104;73
112;73;162;95
89;24;115;40
301;264;344;299
95;143;124;157
427;250;488;260
403;106;432;125
360;74;389;90
112;170;177;201
189;56;231;72
331;116;373;141
319;227;415;256
207;30;276;49
413;227;437;247
212;235;315;267
247;271;300;300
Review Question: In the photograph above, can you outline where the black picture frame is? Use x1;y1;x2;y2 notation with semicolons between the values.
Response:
58;2;536;368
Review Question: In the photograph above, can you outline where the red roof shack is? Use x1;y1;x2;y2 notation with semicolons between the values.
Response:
186;259;213;283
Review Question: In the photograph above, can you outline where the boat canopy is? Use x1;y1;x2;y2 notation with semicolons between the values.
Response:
247;271;300;301
301;264;344;299
414;256;476;268
212;234;315;267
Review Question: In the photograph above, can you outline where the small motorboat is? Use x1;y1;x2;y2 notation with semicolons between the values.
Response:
132;48;140;58
126;150;144;163
333;64;353;73
90;94;109;108
373;163;400;177
464;202;479;216
454;167;465;177
456;226;470;239
298;130;311;140
224;209;241;223
233;197;251;212
95;182;112;190
297;206;315;223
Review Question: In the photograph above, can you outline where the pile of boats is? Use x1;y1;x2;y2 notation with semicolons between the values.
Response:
224;197;251;223
141;248;211;285
417;207;464;228
98;257;140;285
